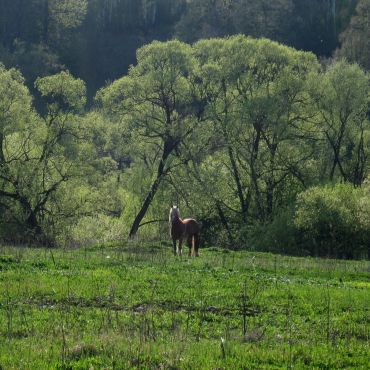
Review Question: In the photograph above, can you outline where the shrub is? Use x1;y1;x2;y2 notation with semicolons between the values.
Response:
246;207;302;255
294;183;370;258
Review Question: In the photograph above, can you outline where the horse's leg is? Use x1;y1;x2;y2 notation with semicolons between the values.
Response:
187;236;192;257
194;233;200;257
172;237;177;256
178;238;183;256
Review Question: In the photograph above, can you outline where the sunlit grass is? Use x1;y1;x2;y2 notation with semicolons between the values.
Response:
0;244;369;369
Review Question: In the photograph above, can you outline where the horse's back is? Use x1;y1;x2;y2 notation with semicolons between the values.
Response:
182;218;197;225
183;218;200;234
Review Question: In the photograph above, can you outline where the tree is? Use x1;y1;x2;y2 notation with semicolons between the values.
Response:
335;0;370;70
0;67;87;242
0;65;33;233
97;40;203;238
0;41;61;86
308;60;369;186
193;37;319;224
231;0;294;42
175;0;233;42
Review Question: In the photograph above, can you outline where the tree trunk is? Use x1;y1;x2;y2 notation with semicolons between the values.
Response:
128;139;173;238
0;189;45;242
0;132;5;164
265;142;277;218
215;201;234;247
250;126;263;219
18;195;43;236
25;209;43;236
227;145;248;220
220;81;248;221
353;128;365;186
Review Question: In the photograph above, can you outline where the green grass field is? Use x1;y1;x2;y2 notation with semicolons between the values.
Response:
0;242;369;369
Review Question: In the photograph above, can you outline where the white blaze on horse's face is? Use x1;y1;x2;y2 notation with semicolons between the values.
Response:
170;206;180;223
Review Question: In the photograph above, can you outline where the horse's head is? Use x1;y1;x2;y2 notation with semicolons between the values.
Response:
169;205;180;223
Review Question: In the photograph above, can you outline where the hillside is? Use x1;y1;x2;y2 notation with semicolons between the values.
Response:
0;0;362;95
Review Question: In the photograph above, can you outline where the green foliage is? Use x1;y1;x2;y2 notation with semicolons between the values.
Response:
97;39;202;237
0;0;362;95
176;0;356;57
335;0;370;70
308;60;369;185
0;66;95;243
0;37;369;256
49;0;88;30
0;64;32;133
246;207;300;255
294;183;370;258
35;71;87;113
190;36;320;228
0;42;61;92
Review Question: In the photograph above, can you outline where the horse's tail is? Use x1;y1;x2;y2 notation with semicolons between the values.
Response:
193;233;200;257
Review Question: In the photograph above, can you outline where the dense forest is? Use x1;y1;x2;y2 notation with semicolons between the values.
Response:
0;0;368;95
0;1;369;258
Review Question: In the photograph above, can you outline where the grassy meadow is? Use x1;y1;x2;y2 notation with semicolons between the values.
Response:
0;242;369;369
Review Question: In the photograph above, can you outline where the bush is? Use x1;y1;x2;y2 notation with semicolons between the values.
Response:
246;207;303;255
294;183;370;258
66;214;128;247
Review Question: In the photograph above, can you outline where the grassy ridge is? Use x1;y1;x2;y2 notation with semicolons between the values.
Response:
0;243;369;369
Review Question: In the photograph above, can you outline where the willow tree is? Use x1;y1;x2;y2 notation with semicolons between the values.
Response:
192;36;319;225
308;60;369;186
0;64;34;235
228;38;319;219
98;40;203;237
0;66;87;242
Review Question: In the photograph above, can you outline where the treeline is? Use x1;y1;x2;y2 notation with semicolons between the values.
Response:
0;36;369;258
0;0;369;96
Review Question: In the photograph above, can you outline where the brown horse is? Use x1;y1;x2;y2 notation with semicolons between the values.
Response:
169;206;200;257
